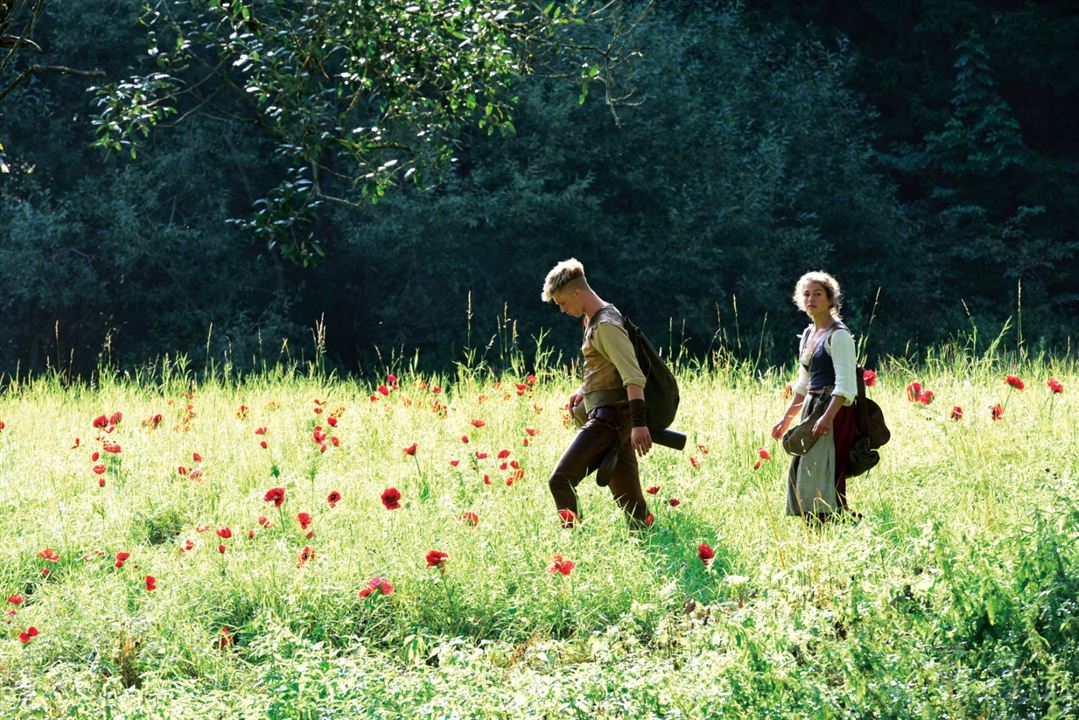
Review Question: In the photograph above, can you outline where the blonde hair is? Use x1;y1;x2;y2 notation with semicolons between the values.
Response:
793;271;843;317
541;258;587;302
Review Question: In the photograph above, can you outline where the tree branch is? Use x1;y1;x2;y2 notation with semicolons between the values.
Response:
0;63;103;103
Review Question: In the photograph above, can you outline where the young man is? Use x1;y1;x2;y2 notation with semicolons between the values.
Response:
541;258;652;528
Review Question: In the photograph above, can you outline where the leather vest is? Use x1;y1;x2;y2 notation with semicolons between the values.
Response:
581;305;629;408
802;321;849;390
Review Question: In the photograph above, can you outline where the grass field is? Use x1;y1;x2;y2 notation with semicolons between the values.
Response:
0;347;1076;719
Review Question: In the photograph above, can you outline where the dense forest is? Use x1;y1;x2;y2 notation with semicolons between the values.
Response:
2;1;1076;378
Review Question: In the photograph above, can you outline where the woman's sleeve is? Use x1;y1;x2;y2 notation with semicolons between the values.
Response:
791;329;810;396
829;329;857;405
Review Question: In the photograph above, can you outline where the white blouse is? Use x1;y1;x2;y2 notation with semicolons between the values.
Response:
791;327;857;405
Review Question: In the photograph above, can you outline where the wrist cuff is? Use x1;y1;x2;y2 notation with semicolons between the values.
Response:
629;399;647;428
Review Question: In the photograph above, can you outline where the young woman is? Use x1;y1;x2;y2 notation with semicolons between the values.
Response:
771;271;860;521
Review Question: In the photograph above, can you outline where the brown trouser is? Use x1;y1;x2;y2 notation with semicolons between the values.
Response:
548;405;649;526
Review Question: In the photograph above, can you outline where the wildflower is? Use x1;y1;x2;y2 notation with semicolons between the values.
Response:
178;466;188;476
644;513;654;526
38;548;59;563
327;416;338;427
297;546;315;567
193;452;203;463
697;444;709;454
255;426;267;435
697;544;715;565
525;427;538;437
402;443;417;456
189;469;204;482
93;415;109;429
216;527;232;540
381;487;402;510
109;411;123;425
460;511;479;527
547;554;575;576
558;509;578;528
475;451;488;460
247;529;255;539
918;390;935;405
950;406;963;421
219;626;235;649
296;512;313;530
757;447;772;461
1005;374;1025;390
19;627;39;643
425;550;449;570
449;460;460;467
497;449;511;459
92;451;100;462
98;479;106;487
103;443;121;454
144;575;156;591
378;384;390;396
237;405;249;419
753;460;762;470
470;419;486;428
147;414;163;429
257;516;271;527
646;486;660;495
359;576;394;598
7;595;23;605
327;490;341;508
432;386;442;394
92;465;106;475
689;456;701;468
264;487;286;508
905;382;922;402
863;369;877;387
669;498;681;507
991;403;1004;421
461;435;469;443
114;552;131;569
71;438;80;449
1047;377;1064;394
218;544;227;554
260;441;268;449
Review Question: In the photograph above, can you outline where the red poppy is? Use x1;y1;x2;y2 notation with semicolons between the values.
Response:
460;511;480;527
697;444;709;454
297;546;315;567
482;474;491;485
98;478;106;487
71;438;80;449
471;419;486;428
38;548;59;562
432;386;442;393
255;426;267;435
402;443;418;456
296;512;313;530
497;449;511;459
109;411;123;425
697;544;715;564
92;415;109;429
327;490;341;508
668;498;681;507
327;416;338;427
103;443;121;454
475;451;488;460
644;513;654;527
381;487;402;510
92;464;106;475
264;487;286;507
178;466;188;476
1005;374;1025;390
218;544;227;554
950;406;963;421
193;452;203;463
753;460;762;470
449;460;460;467
91;451;100;462
905;382;922;402
991;403;1004;421
7;595;23;605
558;508;578;528
216;527;232;540
114;551;131;569
757;447;772;461
863;369;877;387
918;390;935;406
257;516;271;527
147;414;163;429
189;469;204;482
547;554;575;576
1047;377;1064;394
260;440;268;449
524;427;538;437
425;549;449;570
145;575;156;591
247;529;256;539
377;384;390;396
359;576;394;598
647;486;660;495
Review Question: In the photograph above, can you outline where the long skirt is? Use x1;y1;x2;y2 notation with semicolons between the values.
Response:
786;390;857;517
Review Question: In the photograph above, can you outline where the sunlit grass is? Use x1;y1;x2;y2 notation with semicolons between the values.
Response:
0;349;1076;718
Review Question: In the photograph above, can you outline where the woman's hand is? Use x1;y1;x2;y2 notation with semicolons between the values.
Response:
568;390;584;409
811;415;834;437
771;419;790;440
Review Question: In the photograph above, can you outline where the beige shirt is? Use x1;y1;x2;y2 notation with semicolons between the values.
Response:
581;311;646;412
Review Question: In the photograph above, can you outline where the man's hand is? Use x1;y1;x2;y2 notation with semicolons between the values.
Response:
631;426;652;456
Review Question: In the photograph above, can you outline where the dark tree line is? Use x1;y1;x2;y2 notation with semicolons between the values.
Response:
1;1;1076;378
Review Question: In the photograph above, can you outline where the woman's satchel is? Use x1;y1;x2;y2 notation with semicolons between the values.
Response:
847;366;890;477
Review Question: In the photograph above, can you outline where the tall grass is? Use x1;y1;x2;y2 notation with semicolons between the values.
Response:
0;341;1076;718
